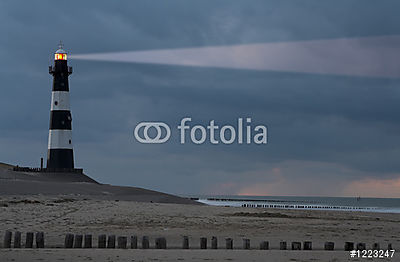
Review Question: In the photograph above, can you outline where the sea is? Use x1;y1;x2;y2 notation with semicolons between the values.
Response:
182;195;400;214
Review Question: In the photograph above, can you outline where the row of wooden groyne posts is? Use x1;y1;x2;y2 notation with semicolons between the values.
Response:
241;203;374;211
2;231;393;251
198;197;374;211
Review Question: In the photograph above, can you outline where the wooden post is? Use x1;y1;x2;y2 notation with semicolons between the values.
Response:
74;234;83;248
182;236;189;249
14;231;21;248
260;241;269;250
163;238;167;249
142;236;149;249
64;233;74;248
25;232;34;248
357;243;366;250
160;237;167;249
84;234;92;248
3;231;12;248
324;242;334;250
303;241;312;250
344;242;354;251
291;242;301;250
155;238;161;249
130;236;137;249
243;238;250;250
98;234;106;248
225;238;233;249
117;236;127;249
280;241;287;250
107;235;116;248
155;237;166;249
200;237;207;249
373;243;380;250
211;236;218;249
36;232;44;248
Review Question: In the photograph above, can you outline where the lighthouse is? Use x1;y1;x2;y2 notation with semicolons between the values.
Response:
47;43;74;170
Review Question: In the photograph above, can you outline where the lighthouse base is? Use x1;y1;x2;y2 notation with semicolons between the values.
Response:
47;149;74;169
13;166;83;174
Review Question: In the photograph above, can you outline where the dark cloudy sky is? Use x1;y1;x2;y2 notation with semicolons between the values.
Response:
1;0;400;197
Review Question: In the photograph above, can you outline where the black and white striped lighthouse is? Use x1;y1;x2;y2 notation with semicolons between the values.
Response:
47;43;74;170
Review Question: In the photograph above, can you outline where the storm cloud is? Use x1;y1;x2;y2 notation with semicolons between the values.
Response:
1;0;400;197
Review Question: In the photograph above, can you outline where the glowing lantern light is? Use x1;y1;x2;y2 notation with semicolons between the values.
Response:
55;53;67;60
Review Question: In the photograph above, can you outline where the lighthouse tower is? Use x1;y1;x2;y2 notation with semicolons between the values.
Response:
47;43;74;170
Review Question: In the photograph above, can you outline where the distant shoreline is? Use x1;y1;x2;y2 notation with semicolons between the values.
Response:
184;195;400;214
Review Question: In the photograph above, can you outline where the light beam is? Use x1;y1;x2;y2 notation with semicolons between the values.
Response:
71;35;400;78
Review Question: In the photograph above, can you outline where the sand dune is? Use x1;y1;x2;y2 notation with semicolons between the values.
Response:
0;162;198;204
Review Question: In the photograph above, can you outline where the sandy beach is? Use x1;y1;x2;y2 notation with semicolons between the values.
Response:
1;249;353;262
1;195;399;261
